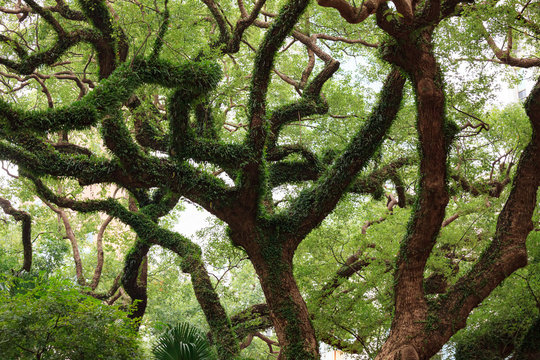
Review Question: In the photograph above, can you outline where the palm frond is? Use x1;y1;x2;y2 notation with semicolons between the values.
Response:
152;322;216;360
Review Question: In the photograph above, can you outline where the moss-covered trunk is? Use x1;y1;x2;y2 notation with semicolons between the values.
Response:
245;239;319;359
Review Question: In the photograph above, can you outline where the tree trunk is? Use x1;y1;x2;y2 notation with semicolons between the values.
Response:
0;197;32;273
247;240;319;360
376;27;454;360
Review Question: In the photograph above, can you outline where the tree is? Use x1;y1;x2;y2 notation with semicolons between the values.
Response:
0;0;538;359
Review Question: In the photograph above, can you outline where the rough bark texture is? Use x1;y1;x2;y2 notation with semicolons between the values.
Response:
375;25;539;360
375;5;457;358
430;75;540;357
3;1;537;359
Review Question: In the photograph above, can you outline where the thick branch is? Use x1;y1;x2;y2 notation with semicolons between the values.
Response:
317;0;414;24
246;0;312;149
30;176;240;357
236;0;313;218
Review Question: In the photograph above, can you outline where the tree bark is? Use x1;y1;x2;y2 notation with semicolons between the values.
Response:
89;215;113;290
375;31;539;360
242;234;319;360
376;23;456;360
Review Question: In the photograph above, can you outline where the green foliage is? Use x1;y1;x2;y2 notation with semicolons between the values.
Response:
0;274;143;360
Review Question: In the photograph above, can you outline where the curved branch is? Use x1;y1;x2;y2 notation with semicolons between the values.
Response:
268;59;340;148
43;201;86;286
247;0;312;150
29;176;240;357
317;0;414;24
481;23;540;68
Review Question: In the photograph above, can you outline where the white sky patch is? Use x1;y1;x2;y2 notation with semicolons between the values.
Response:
173;201;212;238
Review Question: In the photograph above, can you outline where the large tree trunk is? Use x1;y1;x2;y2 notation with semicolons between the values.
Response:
376;28;540;360
376;27;455;360
244;237;319;359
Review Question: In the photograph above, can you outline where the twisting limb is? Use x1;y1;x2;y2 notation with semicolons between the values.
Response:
436;75;540;353
227;0;268;53
23;0;65;35
267;59;340;150
89;214;114;291
28;176;241;359
480;23;540;68
317;0;414;24
201;0;233;46
121;236;150;324
236;0;314;217
89;271;123;301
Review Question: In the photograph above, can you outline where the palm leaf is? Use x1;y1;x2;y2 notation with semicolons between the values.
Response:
152;322;216;360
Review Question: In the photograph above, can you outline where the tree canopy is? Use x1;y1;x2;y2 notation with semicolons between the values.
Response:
0;0;538;359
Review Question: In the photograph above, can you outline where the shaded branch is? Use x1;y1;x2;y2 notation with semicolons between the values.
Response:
0;196;31;272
